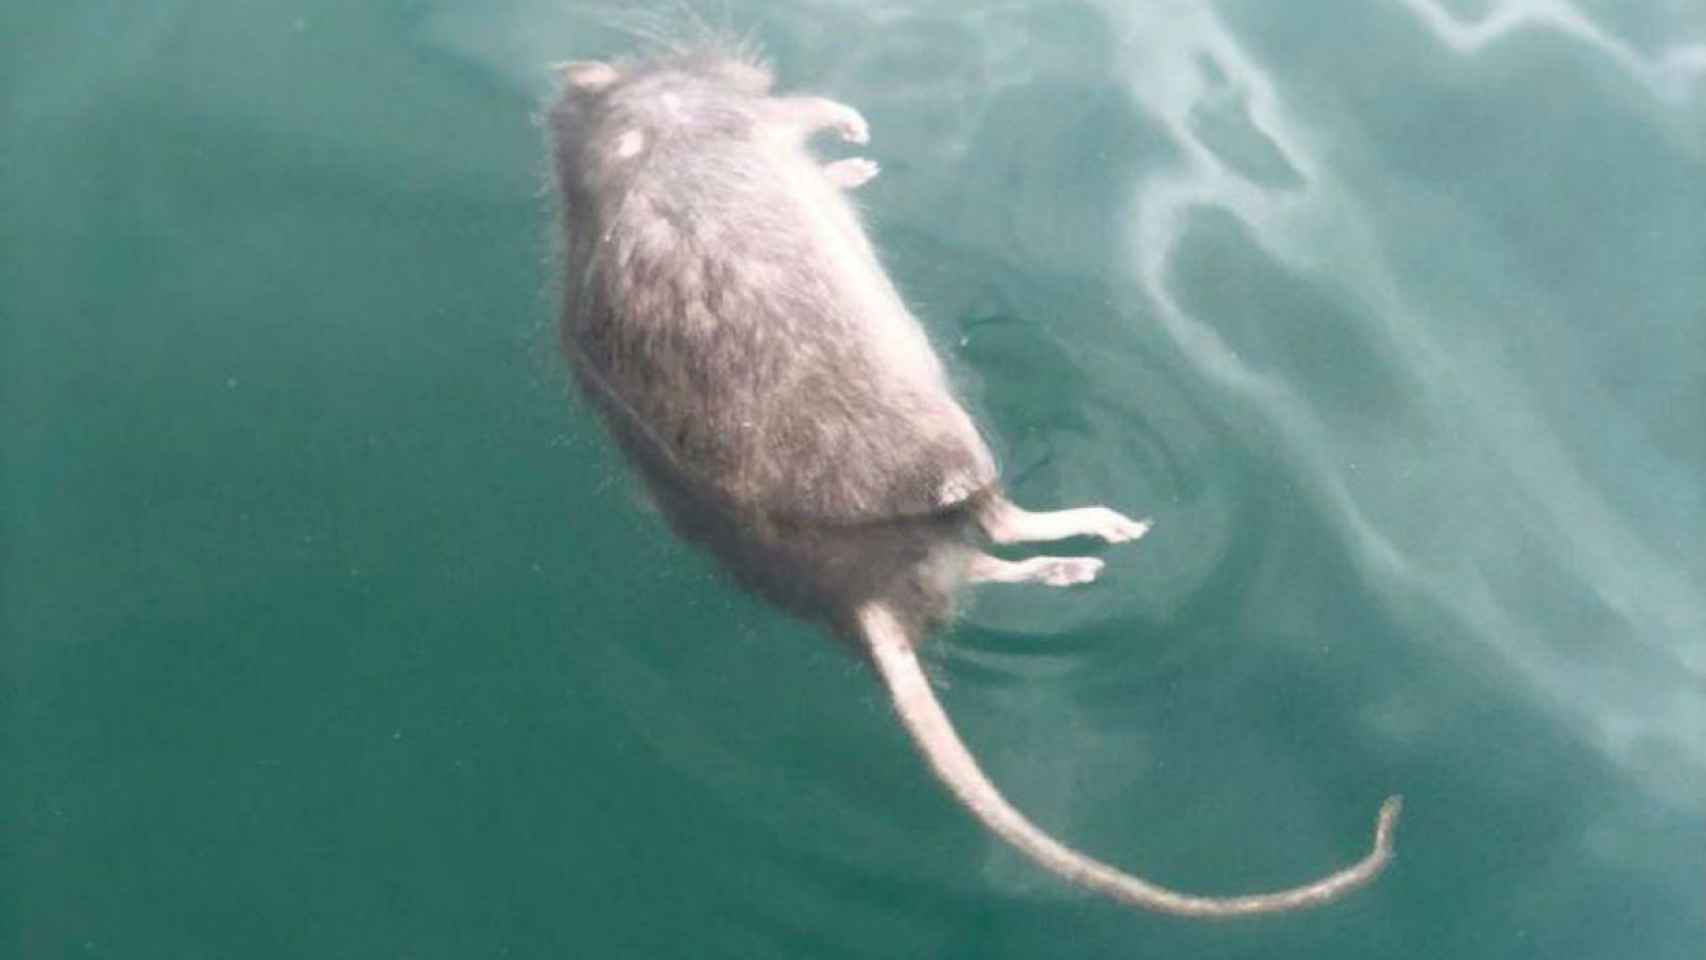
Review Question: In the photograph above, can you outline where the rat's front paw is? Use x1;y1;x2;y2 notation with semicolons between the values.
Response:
831;104;869;145
824;157;880;189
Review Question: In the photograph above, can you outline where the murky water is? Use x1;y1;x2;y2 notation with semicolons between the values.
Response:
7;2;1703;957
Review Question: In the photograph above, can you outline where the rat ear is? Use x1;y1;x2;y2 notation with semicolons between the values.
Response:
553;60;621;92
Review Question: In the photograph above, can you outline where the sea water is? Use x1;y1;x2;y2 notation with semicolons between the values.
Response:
5;1;1703;957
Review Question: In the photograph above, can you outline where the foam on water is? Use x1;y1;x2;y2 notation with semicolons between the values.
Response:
1096;0;1705;809
1397;0;1706;106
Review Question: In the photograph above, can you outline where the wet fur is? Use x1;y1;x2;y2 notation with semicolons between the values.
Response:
549;43;992;639
546;41;1400;917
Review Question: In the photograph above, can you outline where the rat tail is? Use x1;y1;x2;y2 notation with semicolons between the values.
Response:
857;602;1402;918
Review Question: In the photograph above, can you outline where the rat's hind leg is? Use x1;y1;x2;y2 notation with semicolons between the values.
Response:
978;497;1151;546
823;157;880;189
968;553;1103;587
765;96;869;144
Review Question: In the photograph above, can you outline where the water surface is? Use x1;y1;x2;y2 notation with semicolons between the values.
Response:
6;1;1704;957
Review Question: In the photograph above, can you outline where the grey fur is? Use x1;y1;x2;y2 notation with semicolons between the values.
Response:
549;44;996;638
546;44;1400;917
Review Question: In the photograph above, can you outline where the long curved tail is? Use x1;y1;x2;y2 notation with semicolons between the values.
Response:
859;603;1401;917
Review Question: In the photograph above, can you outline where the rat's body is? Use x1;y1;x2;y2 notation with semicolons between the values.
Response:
548;44;1398;918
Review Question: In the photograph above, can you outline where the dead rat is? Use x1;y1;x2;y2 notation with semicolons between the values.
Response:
545;41;1400;918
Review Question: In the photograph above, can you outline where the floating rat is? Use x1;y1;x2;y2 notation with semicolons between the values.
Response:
546;42;1400;917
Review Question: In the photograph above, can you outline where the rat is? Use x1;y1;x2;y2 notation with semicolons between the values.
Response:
546;40;1400;918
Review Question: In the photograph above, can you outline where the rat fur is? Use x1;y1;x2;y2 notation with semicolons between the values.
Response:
546;40;1399;917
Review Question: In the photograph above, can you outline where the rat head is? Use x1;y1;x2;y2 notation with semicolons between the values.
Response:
549;46;776;196
552;42;776;137
556;49;774;103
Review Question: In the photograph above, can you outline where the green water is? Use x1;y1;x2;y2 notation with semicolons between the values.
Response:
6;1;1704;957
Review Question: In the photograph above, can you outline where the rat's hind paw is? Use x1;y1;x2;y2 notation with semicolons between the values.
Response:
1034;556;1104;586
1086;509;1151;544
